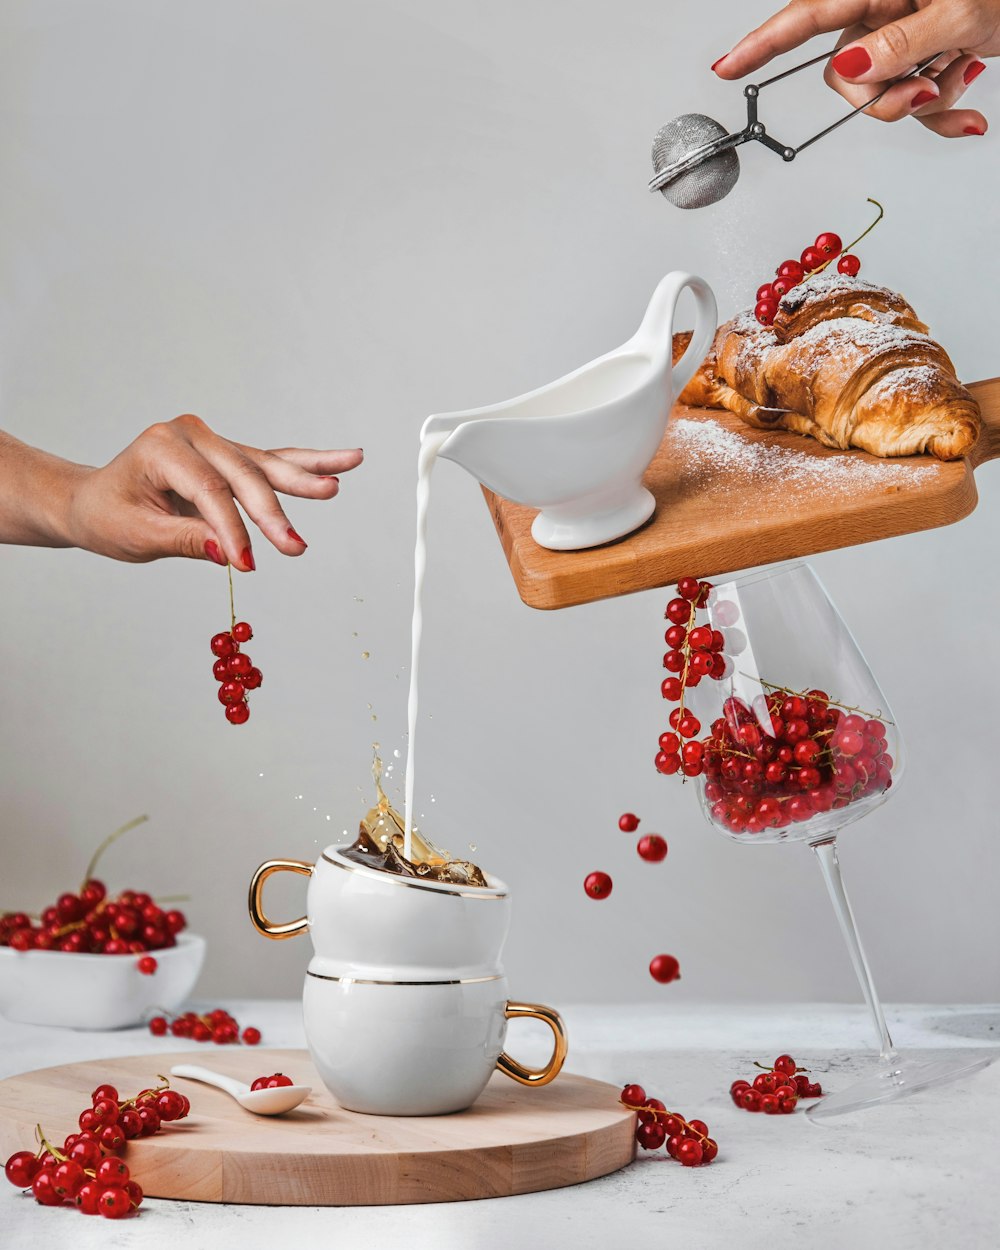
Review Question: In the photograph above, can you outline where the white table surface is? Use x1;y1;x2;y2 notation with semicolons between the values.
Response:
2;1001;999;1250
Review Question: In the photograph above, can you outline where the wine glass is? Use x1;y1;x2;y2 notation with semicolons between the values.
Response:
683;562;993;1119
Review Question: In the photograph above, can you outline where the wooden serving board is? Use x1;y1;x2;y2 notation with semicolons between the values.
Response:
0;1050;635;1206
483;377;1000;610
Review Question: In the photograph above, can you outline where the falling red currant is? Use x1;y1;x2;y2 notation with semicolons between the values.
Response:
636;835;668;863
618;813;640;832
649;954;681;984
583;871;613;900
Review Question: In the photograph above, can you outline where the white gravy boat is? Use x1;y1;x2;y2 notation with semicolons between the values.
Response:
423;271;717;550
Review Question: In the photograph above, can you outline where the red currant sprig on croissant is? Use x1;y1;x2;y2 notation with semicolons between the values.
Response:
753;198;883;325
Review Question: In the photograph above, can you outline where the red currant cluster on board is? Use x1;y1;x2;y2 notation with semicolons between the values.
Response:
656;576;727;777
250;1073;293;1091
4;1078;190;1218
148;1007;261;1045
753;197;884;325
620;1084;718;1166
583;814;680;985
0;815;188;956
730;1054;823;1115
211;620;261;725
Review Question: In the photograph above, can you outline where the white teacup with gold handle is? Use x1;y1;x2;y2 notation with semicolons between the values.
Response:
249;846;567;1115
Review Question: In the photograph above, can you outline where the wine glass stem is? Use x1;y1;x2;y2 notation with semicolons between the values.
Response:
811;837;895;1061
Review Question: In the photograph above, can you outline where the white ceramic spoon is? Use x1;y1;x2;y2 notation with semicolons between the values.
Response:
170;1064;311;1115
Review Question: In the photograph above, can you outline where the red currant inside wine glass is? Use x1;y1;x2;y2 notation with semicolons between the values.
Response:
689;562;993;1119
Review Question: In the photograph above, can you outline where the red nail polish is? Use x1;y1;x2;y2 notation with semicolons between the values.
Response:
964;125;986;135
830;46;872;78
204;540;225;566
964;60;986;85
910;89;937;108
711;55;727;72
241;546;255;572
287;527;308;548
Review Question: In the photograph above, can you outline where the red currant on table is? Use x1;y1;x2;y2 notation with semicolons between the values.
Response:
5;1150;40;1188
620;1084;646;1107
649;954;680;984
583;871;613;900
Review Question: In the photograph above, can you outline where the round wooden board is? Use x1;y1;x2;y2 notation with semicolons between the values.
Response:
0;1050;635;1205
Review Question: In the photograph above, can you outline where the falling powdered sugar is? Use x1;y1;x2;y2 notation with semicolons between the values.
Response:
669;416;940;508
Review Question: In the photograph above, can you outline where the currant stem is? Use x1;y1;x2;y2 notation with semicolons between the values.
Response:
804;198;884;280
227;562;236;633
81;815;150;890
620;1100;710;1143
737;675;892;724
35;1125;68;1164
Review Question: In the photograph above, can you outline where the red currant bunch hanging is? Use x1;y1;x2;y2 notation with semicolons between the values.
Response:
620;1084;718;1166
656;575;727;777
729;1053;823;1114
752;198;883;325
210;566;262;725
3;1077;191;1218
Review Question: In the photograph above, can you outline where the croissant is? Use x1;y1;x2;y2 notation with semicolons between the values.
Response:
675;274;981;461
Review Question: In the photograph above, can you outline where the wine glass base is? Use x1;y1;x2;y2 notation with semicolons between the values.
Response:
807;1052;996;1121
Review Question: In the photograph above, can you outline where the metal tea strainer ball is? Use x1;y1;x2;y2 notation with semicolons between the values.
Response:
651;114;740;210
650;47;941;209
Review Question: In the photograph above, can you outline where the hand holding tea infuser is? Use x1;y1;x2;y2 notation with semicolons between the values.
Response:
0;418;363;568
651;1;995;207
714;0;997;139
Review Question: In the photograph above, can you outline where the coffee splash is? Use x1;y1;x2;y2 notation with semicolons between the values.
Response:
340;748;489;888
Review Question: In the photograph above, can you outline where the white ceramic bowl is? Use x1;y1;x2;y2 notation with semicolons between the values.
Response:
0;933;206;1030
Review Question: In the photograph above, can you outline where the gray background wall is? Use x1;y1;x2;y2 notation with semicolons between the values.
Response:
1;0;997;1009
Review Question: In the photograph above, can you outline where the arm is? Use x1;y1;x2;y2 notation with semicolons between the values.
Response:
0;432;87;548
0;416;364;569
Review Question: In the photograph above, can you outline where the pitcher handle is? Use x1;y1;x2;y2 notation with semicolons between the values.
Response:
632;271;717;396
496;1001;568;1087
248;858;313;940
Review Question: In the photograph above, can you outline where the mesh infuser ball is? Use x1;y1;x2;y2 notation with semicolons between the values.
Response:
651;114;740;209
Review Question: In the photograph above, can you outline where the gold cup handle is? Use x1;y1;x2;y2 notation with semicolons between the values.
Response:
248;858;314;940
496;1001;568;1087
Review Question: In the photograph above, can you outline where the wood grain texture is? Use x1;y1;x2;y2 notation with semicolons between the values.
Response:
483;377;1000;611
0;1050;635;1206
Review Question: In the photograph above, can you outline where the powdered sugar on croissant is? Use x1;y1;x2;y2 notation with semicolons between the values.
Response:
675;275;980;461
